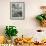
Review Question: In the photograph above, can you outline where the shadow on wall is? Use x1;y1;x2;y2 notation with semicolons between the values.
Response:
29;16;40;27
0;26;5;35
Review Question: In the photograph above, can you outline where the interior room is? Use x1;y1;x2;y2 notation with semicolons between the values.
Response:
0;0;46;46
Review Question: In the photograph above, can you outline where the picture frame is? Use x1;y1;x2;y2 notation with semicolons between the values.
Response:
10;2;25;20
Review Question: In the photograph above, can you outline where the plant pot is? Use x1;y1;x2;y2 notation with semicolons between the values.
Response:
7;39;12;44
11;36;17;44
41;20;46;27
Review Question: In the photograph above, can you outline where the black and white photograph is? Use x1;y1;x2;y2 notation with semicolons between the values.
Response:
10;2;25;20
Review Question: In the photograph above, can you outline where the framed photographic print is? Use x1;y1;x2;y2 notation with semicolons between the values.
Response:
10;2;25;20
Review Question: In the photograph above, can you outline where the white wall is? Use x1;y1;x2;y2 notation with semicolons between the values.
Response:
0;0;46;37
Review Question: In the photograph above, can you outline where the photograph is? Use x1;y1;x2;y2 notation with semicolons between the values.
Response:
10;2;25;20
1;0;46;46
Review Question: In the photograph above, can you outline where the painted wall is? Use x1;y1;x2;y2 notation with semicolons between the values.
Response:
0;0;46;39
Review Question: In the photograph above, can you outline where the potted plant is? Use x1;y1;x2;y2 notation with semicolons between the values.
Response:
36;6;46;27
5;26;18;43
36;14;46;27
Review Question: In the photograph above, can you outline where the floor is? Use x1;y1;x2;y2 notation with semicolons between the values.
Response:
14;43;46;46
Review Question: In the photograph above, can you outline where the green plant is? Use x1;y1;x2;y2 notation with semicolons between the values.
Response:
5;26;18;39
36;14;46;21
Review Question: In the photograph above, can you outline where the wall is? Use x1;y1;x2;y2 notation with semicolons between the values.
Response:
0;0;46;38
